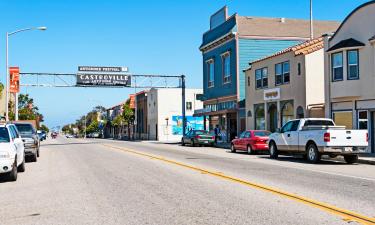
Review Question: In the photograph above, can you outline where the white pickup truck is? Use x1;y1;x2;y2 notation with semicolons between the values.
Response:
268;118;368;164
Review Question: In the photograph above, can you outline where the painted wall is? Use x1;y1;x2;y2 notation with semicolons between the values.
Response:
305;49;325;107
238;39;302;101
202;39;237;100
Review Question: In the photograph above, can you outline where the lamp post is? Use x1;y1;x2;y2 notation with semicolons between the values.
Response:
310;0;314;40
5;26;47;121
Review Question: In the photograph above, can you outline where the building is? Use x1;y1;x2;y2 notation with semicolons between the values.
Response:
245;37;326;132
197;6;339;142
148;88;203;142
134;90;149;140
323;1;375;153
0;84;5;118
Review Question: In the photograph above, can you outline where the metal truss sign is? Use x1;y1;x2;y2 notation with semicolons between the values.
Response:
76;73;131;87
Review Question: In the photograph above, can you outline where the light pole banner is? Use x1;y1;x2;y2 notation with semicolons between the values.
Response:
76;73;131;87
9;67;20;93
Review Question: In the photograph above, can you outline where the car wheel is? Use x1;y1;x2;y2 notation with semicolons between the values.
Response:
32;153;38;162
307;143;321;164
18;156;26;173
37;148;40;158
181;139;185;146
269;142;278;159
231;144;236;153
247;145;253;155
8;159;18;181
344;155;358;164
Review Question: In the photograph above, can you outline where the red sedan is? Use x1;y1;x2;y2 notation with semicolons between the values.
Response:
231;130;271;154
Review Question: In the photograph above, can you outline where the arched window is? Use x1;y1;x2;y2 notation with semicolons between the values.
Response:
296;106;304;119
281;102;294;126
255;105;265;130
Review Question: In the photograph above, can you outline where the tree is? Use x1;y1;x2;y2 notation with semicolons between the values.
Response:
40;124;49;133
16;94;44;124
121;99;135;140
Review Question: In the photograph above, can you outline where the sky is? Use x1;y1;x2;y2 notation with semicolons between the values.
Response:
0;0;370;128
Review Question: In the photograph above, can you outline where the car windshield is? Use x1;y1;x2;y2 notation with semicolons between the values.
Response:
0;127;10;143
304;120;335;126
15;124;33;134
254;131;271;137
195;130;209;135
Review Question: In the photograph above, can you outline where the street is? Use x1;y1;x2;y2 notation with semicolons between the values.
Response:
0;137;374;225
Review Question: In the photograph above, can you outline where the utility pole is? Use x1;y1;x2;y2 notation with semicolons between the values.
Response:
181;75;186;136
310;0;314;40
5;32;9;121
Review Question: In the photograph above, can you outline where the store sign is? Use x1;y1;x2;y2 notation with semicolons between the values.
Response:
264;88;280;101
78;66;128;73
9;67;20;93
76;73;131;87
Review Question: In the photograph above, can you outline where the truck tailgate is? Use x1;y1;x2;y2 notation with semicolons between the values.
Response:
327;130;368;147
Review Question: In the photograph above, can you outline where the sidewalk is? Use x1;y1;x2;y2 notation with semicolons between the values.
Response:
213;142;375;165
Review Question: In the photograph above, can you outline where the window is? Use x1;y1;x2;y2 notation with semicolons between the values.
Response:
332;52;343;81
207;60;214;87
281;121;293;133
0;127;10;143
358;111;368;129
304;120;335;126
244;131;251;138
290;120;300;132
186;102;192;111
347;50;359;80
296;106;304;119
297;63;301;76
254;131;271;137
247;76;250;86
222;52;231;83
255;67;268;89
275;61;290;85
333;111;353;129
281;102;294;126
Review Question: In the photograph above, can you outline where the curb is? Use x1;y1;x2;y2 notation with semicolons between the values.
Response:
358;158;375;165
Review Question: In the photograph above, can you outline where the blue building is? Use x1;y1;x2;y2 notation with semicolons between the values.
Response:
196;7;339;142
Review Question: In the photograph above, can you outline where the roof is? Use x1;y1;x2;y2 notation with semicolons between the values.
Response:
330;1;375;40
327;38;365;52
236;16;339;39
249;37;324;65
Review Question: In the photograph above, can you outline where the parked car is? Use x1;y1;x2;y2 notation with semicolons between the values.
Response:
268;118;368;164
181;130;215;147
37;130;47;141
0;123;25;181
14;122;40;162
231;130;271;154
65;134;74;138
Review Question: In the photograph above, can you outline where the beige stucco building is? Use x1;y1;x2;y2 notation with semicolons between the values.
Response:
0;86;5;118
323;1;375;153
245;38;326;132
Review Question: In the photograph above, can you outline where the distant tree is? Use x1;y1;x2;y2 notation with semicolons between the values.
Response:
16;94;44;124
40;124;49;133
121;99;135;140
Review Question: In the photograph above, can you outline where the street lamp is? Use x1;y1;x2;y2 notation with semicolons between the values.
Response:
5;26;47;121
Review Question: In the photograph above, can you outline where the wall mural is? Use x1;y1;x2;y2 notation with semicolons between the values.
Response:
172;116;204;135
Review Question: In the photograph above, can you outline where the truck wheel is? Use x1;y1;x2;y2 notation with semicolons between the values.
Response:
344;155;358;164
231;144;236;153
8;159;18;182
307;143;321;164
269;142;278;159
32;153;38;162
18;156;26;173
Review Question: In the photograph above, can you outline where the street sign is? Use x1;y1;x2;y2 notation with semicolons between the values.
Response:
78;66;128;73
76;73;131;87
9;67;20;93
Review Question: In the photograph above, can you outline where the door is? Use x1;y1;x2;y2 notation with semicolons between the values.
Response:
239;131;251;150
284;120;300;152
278;121;293;151
9;126;23;166
269;104;278;133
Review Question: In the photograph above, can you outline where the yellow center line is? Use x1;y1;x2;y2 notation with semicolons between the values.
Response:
102;143;375;225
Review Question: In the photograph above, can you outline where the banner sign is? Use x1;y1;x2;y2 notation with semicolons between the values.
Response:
9;67;20;93
78;66;128;73
76;73;131;87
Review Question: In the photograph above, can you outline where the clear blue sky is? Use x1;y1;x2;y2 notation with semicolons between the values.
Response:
0;0;369;128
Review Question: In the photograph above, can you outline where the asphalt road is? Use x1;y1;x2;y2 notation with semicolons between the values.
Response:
0;137;374;225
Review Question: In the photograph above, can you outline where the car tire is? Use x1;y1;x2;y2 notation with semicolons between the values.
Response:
306;143;321;164
247;145;253;155
37;147;40;158
181;139;185;146
269;142;278;159
8;159;18;182
32;153;38;162
344;155;358;164
18;156;26;173
230;144;236;153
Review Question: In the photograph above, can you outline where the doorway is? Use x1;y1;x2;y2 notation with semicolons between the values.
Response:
268;104;278;132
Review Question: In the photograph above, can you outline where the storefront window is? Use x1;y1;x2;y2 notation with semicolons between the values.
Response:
358;111;368;129
333;111;353;129
296;106;304;119
255;105;265;130
281;102;294;126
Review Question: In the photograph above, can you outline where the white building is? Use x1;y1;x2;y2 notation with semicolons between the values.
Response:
147;88;203;142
